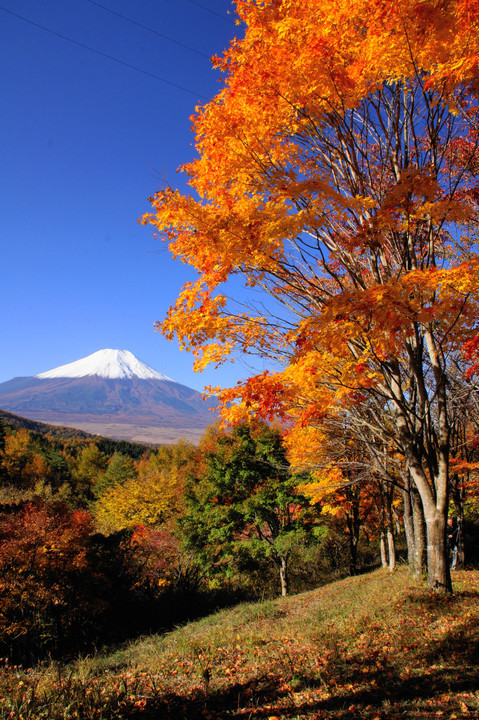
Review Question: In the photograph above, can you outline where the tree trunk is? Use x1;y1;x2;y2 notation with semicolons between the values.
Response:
406;447;450;591
392;504;402;535
402;482;416;568
387;526;396;572
412;487;427;579
279;555;289;597
379;531;388;567
451;474;465;566
410;482;450;591
422;329;452;592
345;487;361;576
348;532;359;576
385;492;396;571
457;516;465;567
425;509;451;592
415;492;451;592
388;333;452;593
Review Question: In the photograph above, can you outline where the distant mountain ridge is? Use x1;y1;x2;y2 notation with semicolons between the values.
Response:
0;350;218;444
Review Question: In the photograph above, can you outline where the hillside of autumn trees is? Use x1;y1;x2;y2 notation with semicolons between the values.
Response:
0;414;201;662
1;404;479;664
0;414;365;661
141;0;479;594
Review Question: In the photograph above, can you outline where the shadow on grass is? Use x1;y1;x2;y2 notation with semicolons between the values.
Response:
110;675;287;719
117;621;479;719
112;663;479;719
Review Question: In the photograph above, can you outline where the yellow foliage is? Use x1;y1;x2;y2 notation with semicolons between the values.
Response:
93;469;181;532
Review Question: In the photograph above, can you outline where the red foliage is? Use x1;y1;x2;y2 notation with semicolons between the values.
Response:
463;334;479;378
0;500;99;658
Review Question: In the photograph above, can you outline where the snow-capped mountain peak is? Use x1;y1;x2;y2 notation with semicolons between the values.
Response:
36;349;173;381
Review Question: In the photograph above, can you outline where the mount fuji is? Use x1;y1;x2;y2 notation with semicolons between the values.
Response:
0;350;218;444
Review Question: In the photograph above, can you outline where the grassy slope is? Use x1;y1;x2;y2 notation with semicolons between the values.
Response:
1;567;478;719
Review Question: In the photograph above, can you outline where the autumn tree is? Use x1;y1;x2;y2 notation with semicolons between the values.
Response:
0;500;201;661
93;441;196;531
293;418;401;574
142;0;479;592
0;500;98;660
0;428;50;489
127;525;204;594
93;466;180;531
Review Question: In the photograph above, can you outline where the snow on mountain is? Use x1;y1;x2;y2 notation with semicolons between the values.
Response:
36;349;173;381
0;349;217;443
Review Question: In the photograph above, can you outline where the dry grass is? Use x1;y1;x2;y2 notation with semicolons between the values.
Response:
1;567;478;719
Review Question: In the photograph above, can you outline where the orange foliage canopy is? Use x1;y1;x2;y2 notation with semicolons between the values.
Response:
142;0;479;429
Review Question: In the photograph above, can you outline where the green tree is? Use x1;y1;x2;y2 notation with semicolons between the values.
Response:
181;422;313;596
91;451;136;500
71;443;108;501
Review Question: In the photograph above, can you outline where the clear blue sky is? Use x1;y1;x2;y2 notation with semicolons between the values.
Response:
0;0;268;391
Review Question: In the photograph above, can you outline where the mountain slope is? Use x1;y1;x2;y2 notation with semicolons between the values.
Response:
0;350;218;444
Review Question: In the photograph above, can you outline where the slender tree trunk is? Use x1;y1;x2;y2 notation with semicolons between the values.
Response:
346;510;360;575
412;487;427;579
457;515;465;567
385;492;396;571
349;539;358;575
379;531;388;567
345;486;362;575
387;526;396;571
451;473;465;566
402;481;416;568
279;555;288;596
392;504;402;535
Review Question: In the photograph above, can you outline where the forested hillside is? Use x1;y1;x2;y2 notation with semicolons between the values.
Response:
1;411;478;664
0;408;148;455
